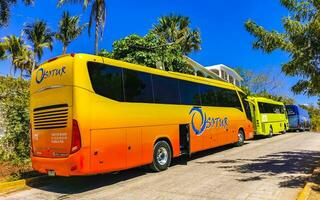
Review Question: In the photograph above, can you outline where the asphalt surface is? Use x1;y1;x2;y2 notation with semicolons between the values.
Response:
1;132;320;200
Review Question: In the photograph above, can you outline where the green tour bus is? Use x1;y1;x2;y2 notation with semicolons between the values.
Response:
248;97;289;137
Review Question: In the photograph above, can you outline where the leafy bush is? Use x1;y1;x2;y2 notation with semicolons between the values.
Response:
0;76;30;163
300;104;320;132
99;33;195;75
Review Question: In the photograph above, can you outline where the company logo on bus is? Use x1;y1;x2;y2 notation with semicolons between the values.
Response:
189;107;229;136
36;66;66;84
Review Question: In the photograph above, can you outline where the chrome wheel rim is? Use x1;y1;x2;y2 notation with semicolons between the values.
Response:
238;132;244;143
157;147;168;166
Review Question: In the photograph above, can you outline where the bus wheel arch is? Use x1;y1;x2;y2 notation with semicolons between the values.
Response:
150;137;173;172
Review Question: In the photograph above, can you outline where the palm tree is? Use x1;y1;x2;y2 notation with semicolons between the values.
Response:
13;46;34;77
0;0;34;27
1;35;27;75
152;14;201;55
23;20;54;71
58;0;106;54
55;11;87;54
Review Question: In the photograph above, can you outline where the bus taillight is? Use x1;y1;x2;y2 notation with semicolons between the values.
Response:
71;120;81;154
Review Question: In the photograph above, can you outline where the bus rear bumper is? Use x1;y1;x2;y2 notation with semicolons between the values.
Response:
31;149;89;176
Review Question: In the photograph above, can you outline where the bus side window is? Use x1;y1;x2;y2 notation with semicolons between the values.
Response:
87;62;124;101
152;75;180;104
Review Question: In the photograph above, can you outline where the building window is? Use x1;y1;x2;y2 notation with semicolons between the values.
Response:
235;80;240;86
229;76;234;84
221;70;228;80
210;69;220;76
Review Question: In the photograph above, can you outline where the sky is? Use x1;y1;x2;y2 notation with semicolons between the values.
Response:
0;0;318;105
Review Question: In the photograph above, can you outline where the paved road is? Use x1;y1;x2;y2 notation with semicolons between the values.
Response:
1;132;320;200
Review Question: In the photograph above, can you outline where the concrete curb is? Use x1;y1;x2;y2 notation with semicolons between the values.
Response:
297;182;317;200
0;176;49;194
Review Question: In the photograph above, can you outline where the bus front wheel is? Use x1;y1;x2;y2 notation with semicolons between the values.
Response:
268;127;273;138
150;140;172;172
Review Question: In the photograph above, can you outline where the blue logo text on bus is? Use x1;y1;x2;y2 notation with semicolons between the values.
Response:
189;107;229;136
36;66;66;84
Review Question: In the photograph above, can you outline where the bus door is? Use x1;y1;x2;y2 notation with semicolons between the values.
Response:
249;100;257;132
179;124;190;155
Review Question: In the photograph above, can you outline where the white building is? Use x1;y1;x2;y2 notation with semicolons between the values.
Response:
184;56;223;81
206;64;243;86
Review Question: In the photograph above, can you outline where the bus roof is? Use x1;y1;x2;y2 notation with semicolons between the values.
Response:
40;53;243;93
248;96;284;105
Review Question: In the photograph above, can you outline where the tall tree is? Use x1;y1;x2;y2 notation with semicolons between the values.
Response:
152;14;201;55
58;0;106;54
245;0;320;96
23;20;54;71
0;0;34;27
1;35;29;76
56;11;87;54
13;46;34;77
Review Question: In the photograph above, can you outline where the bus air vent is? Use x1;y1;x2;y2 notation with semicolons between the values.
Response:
33;104;68;130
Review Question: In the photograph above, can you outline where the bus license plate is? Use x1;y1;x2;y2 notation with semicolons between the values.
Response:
48;170;56;177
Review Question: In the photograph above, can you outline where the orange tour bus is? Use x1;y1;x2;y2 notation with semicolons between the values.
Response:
30;53;254;176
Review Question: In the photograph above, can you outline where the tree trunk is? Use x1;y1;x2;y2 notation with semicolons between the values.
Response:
94;22;99;55
9;64;13;76
20;69;23;78
62;45;67;54
32;50;37;72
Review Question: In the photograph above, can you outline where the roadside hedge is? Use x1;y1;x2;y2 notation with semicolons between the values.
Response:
0;76;30;163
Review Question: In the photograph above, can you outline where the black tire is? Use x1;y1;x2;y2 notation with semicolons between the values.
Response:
235;129;245;147
283;125;287;134
150;140;172;172
268;126;273;138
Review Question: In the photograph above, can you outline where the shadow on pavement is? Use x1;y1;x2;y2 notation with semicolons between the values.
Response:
196;150;320;188
27;142;242;195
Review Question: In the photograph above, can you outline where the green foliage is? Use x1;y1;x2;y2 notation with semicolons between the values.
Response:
1;35;33;77
99;33;195;75
152;14;201;55
0;76;30;163
300;103;320;132
245;0;320;96
55;11;87;54
0;0;34;27
58;0;106;54
23;20;54;63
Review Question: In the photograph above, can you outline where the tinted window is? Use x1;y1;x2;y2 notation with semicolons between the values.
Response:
180;81;201;105
286;106;297;116
124;69;153;103
199;85;217;106
217;88;242;110
87;62;124;101
152;75;180;104
259;102;284;114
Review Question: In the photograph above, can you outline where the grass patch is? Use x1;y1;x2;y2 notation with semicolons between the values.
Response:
0;160;41;182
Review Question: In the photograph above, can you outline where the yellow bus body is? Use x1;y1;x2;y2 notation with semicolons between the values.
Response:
248;96;289;136
30;54;254;176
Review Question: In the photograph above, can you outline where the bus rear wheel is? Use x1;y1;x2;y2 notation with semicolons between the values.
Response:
283;125;287;134
150;140;172;172
268;127;273;138
235;129;245;147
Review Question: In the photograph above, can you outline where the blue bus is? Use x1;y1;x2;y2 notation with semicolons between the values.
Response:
285;105;311;132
